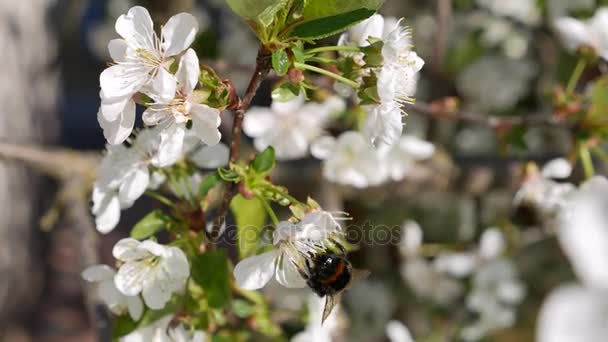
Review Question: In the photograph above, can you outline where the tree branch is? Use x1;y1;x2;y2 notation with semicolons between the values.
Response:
209;46;273;241
405;102;567;129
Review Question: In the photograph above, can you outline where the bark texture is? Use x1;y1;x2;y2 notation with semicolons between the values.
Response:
0;0;59;323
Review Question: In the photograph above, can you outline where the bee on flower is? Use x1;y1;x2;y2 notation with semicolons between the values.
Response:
233;208;366;322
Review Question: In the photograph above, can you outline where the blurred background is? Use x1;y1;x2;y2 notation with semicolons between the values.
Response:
0;0;606;341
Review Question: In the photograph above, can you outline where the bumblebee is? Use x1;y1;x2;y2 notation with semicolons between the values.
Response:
297;242;368;322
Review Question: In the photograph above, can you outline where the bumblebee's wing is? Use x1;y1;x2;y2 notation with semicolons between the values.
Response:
345;268;370;290
322;293;342;324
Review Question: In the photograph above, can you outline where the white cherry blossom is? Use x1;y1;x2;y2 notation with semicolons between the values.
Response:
312;132;387;188
366;20;424;146
377;135;435;181
461;259;526;341
81;264;143;321
339;14;424;146
554;7;608;60
113;238;190;310
143;49;222;165
92;127;228;233
120;315;207;342
243;95;345;160
233;210;345;290
476;0;541;26
99;6;198;145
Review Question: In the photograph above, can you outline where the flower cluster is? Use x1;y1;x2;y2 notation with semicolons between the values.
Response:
83;238;190;314
98;6;222;168
340;14;425;146
312;132;435;188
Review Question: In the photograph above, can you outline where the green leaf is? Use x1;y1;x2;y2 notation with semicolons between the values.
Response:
200;172;222;197
272;83;302;102
111;315;138;340
230;195;268;258
130;210;171;240
191;250;231;308
251;147;276;174
272;49;290;76
291;8;377;39
225;0;281;22
258;0;289;27
301;0;383;21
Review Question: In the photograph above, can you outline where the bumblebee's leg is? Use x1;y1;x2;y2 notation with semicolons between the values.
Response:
329;237;347;255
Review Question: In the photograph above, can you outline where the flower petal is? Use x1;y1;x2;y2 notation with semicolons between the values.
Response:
115;6;155;51
114;260;147;296
363;103;403;146
82;264;116;282
191;104;221;146
112;238;145;261
164;247;190;279
127;295;144;321
100;93;131;122
399;135;435;159
536;284;608;342
310;136;337;160
142;281;172;309
276;255;307;288
242;108;275;137
554;17;592;52
189;143;229;169
98;100;136;145
156;123;186;167
386;320;414;342
100;63;150;99
161;12;198;56
108;39;129;63
176;49;200;93
233;250;278;290
93;190;121;234
139;240;168;257
118;165;150;207
541;158;572;179
149;67;177;103
271;95;304;115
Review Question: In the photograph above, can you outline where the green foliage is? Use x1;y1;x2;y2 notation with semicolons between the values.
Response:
200;172;222;197
272;82;302;101
251;147;276;174
112;301;180;339
130;209;172;240
291;8;376;39
191;250;232;309
230;195;268;258
225;0;281;23
300;0;383;21
272;49;290;76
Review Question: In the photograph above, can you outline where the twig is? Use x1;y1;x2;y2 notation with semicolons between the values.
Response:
209;46;273;241
405;102;566;129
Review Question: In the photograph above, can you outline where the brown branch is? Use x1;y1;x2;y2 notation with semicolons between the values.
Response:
209;46;273;242
405;102;566;129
